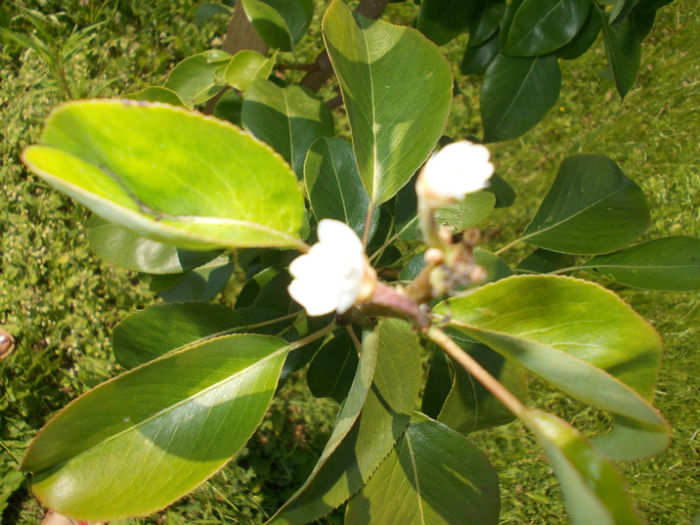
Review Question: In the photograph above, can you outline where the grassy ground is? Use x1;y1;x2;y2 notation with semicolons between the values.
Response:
1;0;697;523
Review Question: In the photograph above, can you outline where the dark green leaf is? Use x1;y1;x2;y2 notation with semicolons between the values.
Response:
164;50;231;107
599;7;642;98
22;101;306;250
213;89;243;125
469;3;505;47
416;0;477;46
481;54;561;142
242;79;334;176
21;335;289;522
439;343;525;433
524;410;643;524
517;248;578;274
304;137;372;237
87;217;221;274
345;414;500;525
421;348;453;418
194;3;233;27
461;33;500;75
240;0;313;51
523;154;649;254
502;0;589;56
150;254;235;303
399;251;427;281
270;319;422;524
307;329;359;403
487;172;516;207
113;302;286;369
581;236;700;290
557;5;601;59
322;0;453;204
436;275;669;459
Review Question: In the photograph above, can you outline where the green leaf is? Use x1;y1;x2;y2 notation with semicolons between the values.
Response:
438;342;526;433
125;86;186;107
481;54;561;142
22;100;305;250
240;0;313;51
224;50;275;92
164;50;231;107
270;319;422;524
113;302;286;369
524;410;643;524
469;3;505;47
307;329;359;403
149;254;235;302
194;2;233;28
21;334;289;522
304;137;372;237
345;414;500;525
517;248;578;274
522;154;649;254
87;217;221;274
435;275;669;459
474;247;513;282
461;33;500;75
213;89;243;125
416;0;477;46
242;79;334;176
502;0;589;56
435;191;496;232
557;5;602;59
322;0;453;204
581;236;700;290
488;172;516;207
421;348;453;418
599;7;642;98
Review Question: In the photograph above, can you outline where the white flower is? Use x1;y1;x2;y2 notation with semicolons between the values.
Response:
288;219;376;316
420;140;494;202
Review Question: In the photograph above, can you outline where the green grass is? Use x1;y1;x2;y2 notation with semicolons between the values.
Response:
1;1;698;523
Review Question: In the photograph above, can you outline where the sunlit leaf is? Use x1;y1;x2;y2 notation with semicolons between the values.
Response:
164;50;231;107
22;100;305;250
21;335;289;521
322;0;452;204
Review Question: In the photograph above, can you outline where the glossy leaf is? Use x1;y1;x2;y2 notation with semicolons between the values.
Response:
270;319;422;524
461;33;500;75
436;275;669;458
345;414;500;525
435;191;496;232
87;217;221;274
149;254;234;302
322;0;452;204
240;0;313;51
164;50;231;107
557;5;601;59
439;342;525;433
522;154;649;255
416;0;477;46
481;54;561;142
581;236;700;290
599;7;642;98
524;410;642;524
113;302;288;369
307;329;359;403
502;0;589;56
125;86;186;107
242;79;334;176
22;100;305;250
517;248;578;274
21;335;289;521
304;137;372;237
469;3;505;47
224;50;275;92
